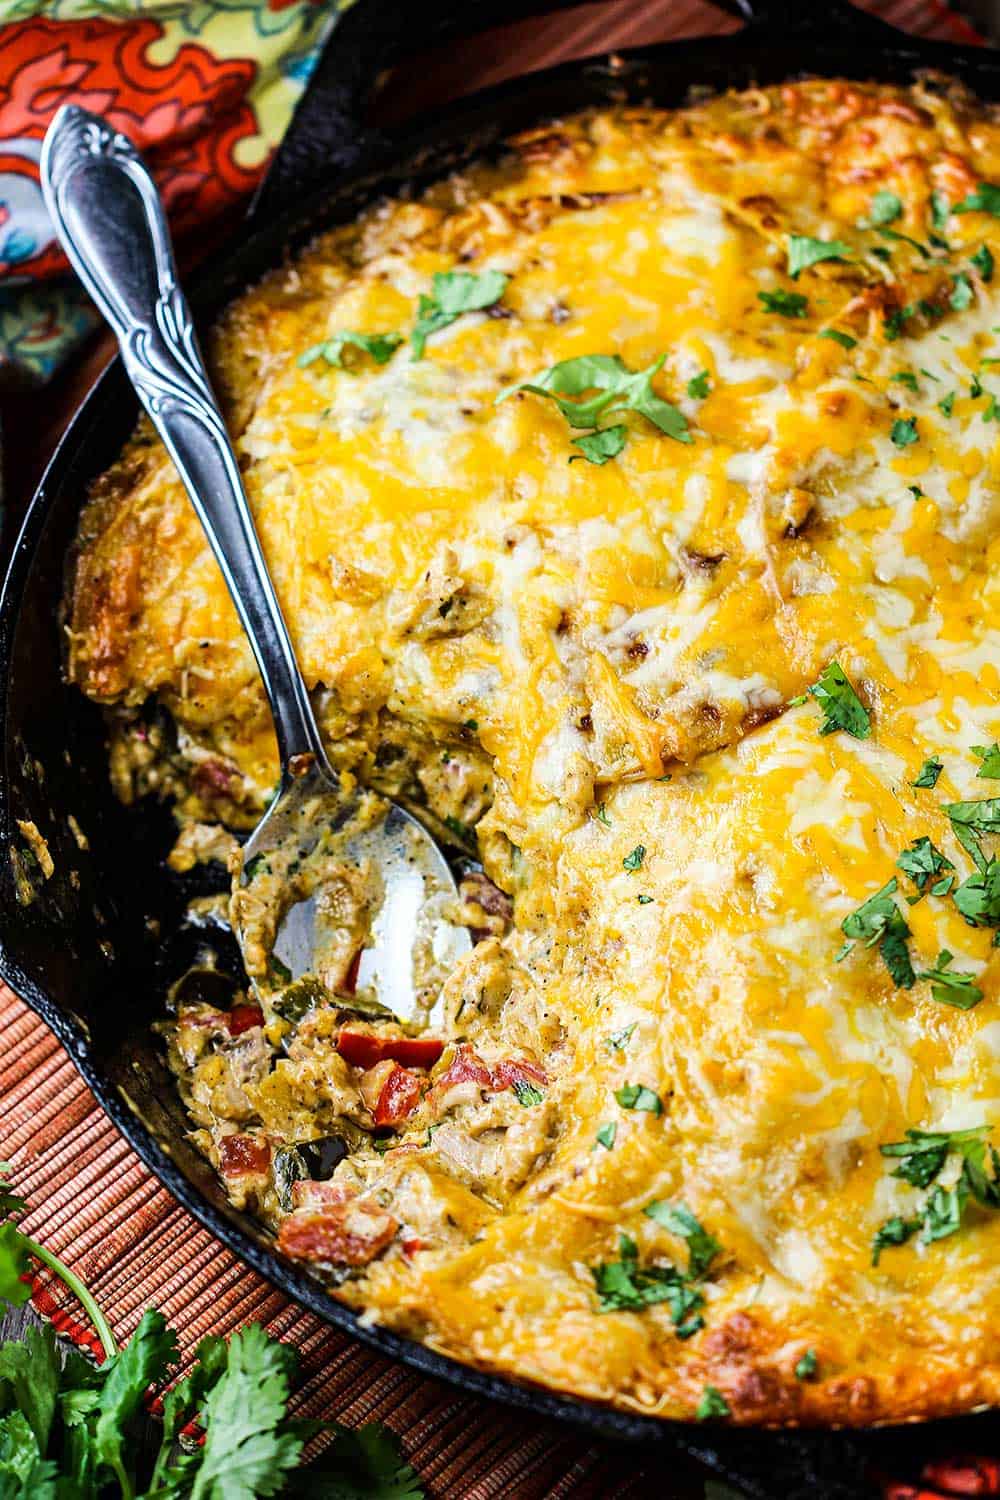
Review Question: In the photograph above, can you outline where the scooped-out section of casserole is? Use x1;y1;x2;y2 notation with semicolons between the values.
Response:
65;77;1000;1424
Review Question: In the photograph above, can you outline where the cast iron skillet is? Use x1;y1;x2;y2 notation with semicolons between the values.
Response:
4;4;1000;1496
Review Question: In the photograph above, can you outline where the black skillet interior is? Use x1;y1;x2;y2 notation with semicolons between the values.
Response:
3;3;1000;1495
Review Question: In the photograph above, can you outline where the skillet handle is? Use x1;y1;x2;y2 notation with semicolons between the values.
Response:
40;105;330;778
253;0;605;221
733;0;916;38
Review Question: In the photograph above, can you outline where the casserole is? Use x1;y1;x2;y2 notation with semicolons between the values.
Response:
6;0;1000;1490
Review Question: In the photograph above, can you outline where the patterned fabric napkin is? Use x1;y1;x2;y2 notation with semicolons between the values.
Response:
0;0;349;386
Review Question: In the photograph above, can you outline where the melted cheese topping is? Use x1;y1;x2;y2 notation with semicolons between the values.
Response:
69;78;1000;1424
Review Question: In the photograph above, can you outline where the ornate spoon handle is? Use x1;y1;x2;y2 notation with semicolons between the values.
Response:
41;105;329;778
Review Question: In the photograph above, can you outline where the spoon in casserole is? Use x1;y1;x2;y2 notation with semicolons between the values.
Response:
41;105;470;1027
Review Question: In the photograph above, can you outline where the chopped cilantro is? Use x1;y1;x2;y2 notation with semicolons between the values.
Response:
872;1214;921;1265
570;425;628;465
512;1077;545;1106
412;268;508;358
895;836;953;897
787;235;851;278
951;272;975;311
938;391;956;417
757;289;809;318
943;797;1000;871
687;369;711;399
795;1349;818;1380
615;1083;662;1115
819;328;857;349
606;1023;637;1051
298;330;403;370
499;352;691;450
974;743;1000;778
890;371;919;392
973;244;995;282
931;190;951;230
911;756;943;788
594;803;612;827
971;371;984;398
636;893;653;905
916;949;983;1010
590;1233;705;1334
953;859;1000;929
866;190;902;226
623;844;646;873
798;660;871;739
840;878;915;989
877;225;931;258
595;1122;617;1150
444;815;468;839
955;182;1000;216
891;416;919;447
643;1201;720;1279
985;394;1000;422
696;1386;731;1421
881;1124;991;1189
883;304;913;341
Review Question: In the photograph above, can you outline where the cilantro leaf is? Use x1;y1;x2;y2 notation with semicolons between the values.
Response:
595;1122;617;1150
623;845;646;873
840;878;915;988
819;328;857;349
879;1125;991;1188
289;1422;424;1499
95;1309;177;1490
590;1234;703;1335
973;245;995;282
0;1327;60;1455
896;836;953;896
944;797;1000;871
800;660;871;739
0;1168;26;1223
569;425;627;465
916;949;983;1010
500;353;691;450
920;1182;967;1244
411;269;508;358
795;1350;818;1380
643;1201;720;1279
938;391;956;417
954;859;1000;928
955;182;1000;216
911;757;943;788
686;369;711;399
298;331;402;371
615;1083;662;1114
696;1386;730;1421
0;1223;31;1309
872;1214;921;1265
867;191;903;226
890;371;919;392
193;1323;303;1499
787;235;851;278
931;191;951;230
974;743;1000;778
512;1078;544;1106
757;289;808;318
891;417;919;447
951;271;975;311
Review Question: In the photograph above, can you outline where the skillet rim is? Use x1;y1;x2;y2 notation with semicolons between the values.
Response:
6;15;1000;1465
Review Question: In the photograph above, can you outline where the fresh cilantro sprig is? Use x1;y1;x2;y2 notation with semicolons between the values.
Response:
787;235;851;278
642;1202;720;1280
498;352;691;461
838;879;914;989
873;1124;1000;1263
411;269;508;358
590;1233;706;1337
792;660;871;739
298;331;402;372
0;1164;424;1499
895;836;954;901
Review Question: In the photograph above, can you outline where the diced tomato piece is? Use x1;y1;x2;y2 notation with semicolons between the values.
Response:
291;1180;350;1211
337;1028;444;1071
433;1043;493;1092
278;1198;398;1267
491;1058;548;1092
922;1457;1000;1495
401;1237;427;1259
227;1003;264;1037
373;1065;424;1126
219;1134;270;1177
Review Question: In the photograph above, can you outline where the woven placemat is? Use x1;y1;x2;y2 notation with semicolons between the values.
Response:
0;4;985;1496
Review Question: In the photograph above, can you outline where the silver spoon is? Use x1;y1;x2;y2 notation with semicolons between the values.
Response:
41;105;469;1026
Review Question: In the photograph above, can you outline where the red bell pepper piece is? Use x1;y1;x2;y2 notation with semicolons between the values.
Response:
227;1003;264;1037
491;1058;547;1092
373;1065;424;1126
336;1028;444;1070
219;1134;270;1176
